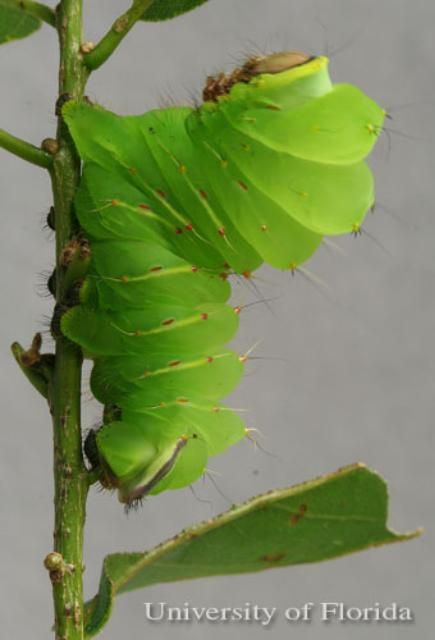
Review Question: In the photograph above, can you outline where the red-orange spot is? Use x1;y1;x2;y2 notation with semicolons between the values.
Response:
176;397;189;404
234;305;241;315
191;265;198;272
120;275;129;283
111;199;119;207
155;188;166;199
218;227;225;237
238;180;248;191
138;203;150;210
220;272;229;280
161;318;175;326
242;271;251;279
169;360;181;368
201;313;208;320
175;227;183;234
149;266;163;272
207;356;214;363
199;189;208;200
185;223;193;231
134;330;142;337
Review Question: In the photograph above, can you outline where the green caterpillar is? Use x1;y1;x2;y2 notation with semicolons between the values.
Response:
61;51;385;507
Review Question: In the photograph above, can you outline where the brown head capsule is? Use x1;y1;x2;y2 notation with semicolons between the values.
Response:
202;51;314;102
245;51;313;76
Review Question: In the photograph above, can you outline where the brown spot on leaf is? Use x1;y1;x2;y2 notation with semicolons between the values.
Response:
187;532;198;540
289;503;308;526
261;552;286;563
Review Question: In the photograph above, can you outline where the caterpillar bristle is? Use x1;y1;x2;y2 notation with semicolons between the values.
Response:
372;201;417;231
203;469;233;505
351;224;392;257
245;427;280;460
321;237;347;256
189;484;214;508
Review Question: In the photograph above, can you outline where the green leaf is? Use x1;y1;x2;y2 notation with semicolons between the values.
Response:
84;464;420;637
0;2;41;44
141;0;210;22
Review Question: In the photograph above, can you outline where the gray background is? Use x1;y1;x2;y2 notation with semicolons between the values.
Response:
0;0;433;638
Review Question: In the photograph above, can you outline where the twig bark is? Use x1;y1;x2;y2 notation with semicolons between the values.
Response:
5;1;154;636
83;0;153;70
0;127;53;168
48;1;89;638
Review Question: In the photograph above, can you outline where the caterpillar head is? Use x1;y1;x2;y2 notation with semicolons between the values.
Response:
203;50;321;102
243;50;314;75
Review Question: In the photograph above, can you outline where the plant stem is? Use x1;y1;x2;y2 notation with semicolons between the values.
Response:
83;0;153;71
49;1;89;638
0;127;53;168
7;0;56;26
